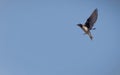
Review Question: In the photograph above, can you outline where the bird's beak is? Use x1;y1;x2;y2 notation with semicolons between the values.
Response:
77;24;80;26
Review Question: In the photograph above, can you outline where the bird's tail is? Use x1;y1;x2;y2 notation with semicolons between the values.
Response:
88;32;93;40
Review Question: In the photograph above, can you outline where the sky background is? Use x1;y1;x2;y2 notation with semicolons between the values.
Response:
0;0;120;75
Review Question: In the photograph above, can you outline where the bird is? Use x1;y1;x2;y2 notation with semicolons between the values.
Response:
77;8;98;40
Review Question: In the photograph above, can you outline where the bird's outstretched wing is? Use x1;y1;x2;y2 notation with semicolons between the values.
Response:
85;8;98;30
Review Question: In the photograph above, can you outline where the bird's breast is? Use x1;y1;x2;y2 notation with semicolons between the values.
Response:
82;26;88;32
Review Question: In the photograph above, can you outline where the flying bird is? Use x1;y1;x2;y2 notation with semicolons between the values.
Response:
77;8;98;40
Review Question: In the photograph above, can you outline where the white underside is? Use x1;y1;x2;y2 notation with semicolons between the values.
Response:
81;25;93;40
82;26;88;33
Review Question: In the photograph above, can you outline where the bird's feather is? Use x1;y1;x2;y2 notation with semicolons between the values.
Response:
85;8;98;30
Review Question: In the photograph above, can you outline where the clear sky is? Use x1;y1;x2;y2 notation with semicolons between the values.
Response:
0;0;120;75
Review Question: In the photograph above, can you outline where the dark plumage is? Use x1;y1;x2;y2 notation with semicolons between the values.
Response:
77;8;98;40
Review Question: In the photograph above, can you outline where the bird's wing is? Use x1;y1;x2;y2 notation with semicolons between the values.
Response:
85;8;98;30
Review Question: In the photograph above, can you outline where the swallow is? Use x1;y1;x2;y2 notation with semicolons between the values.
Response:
77;8;98;40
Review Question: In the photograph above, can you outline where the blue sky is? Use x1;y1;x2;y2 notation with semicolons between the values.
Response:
0;0;120;75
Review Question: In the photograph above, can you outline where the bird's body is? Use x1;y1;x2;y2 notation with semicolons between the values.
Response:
79;24;93;40
82;25;89;32
77;8;98;40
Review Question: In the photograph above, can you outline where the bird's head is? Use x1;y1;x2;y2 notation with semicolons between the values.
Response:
77;24;83;28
